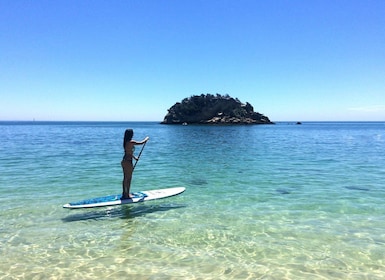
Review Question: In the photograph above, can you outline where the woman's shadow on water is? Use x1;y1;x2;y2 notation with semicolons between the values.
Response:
61;203;186;223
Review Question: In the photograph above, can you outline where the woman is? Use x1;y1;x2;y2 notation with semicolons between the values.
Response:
121;129;149;199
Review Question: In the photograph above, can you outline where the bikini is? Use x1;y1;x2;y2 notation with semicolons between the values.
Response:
122;146;135;162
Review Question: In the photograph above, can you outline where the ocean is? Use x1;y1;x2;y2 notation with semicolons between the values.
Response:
0;121;384;279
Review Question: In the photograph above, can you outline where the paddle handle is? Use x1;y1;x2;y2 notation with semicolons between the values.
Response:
133;140;147;170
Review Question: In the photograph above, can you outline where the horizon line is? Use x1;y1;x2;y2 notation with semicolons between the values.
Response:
0;120;384;123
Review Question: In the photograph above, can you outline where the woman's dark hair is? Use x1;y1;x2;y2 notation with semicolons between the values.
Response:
123;129;134;148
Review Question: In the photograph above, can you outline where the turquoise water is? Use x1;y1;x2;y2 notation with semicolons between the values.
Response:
1;121;384;279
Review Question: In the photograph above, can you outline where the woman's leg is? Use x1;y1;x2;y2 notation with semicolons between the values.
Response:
121;160;133;198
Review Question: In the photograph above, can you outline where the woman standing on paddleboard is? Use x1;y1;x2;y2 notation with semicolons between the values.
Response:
121;129;149;199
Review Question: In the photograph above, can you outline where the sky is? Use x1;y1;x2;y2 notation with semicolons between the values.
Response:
1;0;384;122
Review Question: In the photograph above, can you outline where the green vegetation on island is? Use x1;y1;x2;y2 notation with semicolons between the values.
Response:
161;94;274;125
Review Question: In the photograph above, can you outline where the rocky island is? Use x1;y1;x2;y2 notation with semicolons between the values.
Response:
161;94;274;125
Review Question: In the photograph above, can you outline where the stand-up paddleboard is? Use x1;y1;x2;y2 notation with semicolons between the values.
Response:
63;187;185;209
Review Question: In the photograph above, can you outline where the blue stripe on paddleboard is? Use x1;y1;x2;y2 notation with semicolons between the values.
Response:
69;192;148;206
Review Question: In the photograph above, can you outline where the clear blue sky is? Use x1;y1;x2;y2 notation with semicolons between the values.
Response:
1;0;384;121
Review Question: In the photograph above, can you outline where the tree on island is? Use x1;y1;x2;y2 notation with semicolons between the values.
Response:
161;94;274;125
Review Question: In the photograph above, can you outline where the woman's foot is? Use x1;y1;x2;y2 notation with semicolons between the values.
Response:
121;193;134;199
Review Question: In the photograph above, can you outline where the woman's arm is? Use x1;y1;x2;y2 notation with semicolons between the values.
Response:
132;136;149;145
131;137;149;161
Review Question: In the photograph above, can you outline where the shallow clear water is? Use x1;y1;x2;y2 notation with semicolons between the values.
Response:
1;121;384;279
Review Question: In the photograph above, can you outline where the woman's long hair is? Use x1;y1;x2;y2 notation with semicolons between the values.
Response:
123;129;134;148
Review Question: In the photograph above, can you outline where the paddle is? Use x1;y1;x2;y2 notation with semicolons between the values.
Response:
133;140;147;170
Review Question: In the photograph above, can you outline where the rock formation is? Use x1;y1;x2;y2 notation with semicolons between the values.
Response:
161;94;274;125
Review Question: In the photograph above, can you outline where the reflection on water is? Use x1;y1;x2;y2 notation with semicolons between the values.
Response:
62;203;186;222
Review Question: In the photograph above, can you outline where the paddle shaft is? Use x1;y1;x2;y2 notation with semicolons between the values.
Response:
133;141;147;170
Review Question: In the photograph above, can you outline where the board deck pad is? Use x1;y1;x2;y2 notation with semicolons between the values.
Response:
63;187;185;209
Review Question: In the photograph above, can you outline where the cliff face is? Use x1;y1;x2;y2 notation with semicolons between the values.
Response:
161;94;274;125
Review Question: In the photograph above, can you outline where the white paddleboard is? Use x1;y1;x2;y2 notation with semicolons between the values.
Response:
63;187;185;209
